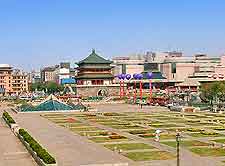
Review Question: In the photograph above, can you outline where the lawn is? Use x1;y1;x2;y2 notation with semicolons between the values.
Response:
211;139;225;144
124;151;175;161
188;132;223;137
89;136;128;143
104;143;155;151
70;126;101;132
190;147;225;156
161;140;210;148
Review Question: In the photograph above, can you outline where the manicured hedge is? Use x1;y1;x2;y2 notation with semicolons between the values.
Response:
19;129;56;164
2;112;16;124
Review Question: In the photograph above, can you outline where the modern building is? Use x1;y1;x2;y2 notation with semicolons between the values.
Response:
0;64;28;95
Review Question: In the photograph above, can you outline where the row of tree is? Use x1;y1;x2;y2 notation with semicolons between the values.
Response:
29;82;64;94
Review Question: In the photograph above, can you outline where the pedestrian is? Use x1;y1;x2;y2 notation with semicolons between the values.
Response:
155;129;161;142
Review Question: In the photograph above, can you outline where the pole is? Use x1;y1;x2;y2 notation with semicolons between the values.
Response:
122;80;125;97
176;133;180;166
134;81;136;103
120;80;122;99
149;79;152;104
140;80;142;102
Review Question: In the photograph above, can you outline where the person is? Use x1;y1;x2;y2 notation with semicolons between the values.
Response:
155;129;161;142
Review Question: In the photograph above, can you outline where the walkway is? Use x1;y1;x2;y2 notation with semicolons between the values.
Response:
0;107;36;166
6;108;132;166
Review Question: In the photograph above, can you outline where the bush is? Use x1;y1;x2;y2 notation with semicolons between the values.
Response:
19;129;56;164
187;128;204;132
2;112;16;124
129;130;148;135
109;135;126;139
200;131;218;135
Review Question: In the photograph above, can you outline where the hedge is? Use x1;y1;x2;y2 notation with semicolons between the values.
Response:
19;129;56;164
2;112;16;124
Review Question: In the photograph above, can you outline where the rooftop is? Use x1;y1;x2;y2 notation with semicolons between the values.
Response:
77;49;112;65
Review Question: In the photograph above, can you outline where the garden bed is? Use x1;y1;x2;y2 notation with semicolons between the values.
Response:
190;147;225;156
104;143;155;151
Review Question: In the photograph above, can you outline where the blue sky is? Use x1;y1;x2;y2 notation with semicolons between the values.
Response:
0;0;225;71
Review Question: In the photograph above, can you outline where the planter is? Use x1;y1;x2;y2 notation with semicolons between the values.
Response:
18;134;57;166
2;116;12;128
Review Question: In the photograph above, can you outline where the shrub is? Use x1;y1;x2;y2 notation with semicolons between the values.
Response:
2;112;16;124
19;129;56;164
200;131;218;135
187;128;204;132
109;135;126;139
129;130;148;135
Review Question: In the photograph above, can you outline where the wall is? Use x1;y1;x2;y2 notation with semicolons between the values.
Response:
75;85;120;97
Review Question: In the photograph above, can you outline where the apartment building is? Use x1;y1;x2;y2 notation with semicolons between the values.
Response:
0;64;28;95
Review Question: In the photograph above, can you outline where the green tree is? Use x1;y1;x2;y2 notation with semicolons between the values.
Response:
46;82;64;94
200;82;225;111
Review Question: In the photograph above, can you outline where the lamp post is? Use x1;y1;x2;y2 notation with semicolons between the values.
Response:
137;74;143;104
176;132;181;166
125;74;131;99
120;74;126;97
133;74;138;103
147;72;153;105
117;74;122;99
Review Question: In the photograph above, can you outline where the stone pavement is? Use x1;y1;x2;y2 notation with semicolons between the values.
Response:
2;103;224;166
0;107;36;166
7;108;132;166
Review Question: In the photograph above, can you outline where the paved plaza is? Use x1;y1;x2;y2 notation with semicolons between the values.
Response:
0;107;36;166
2;104;225;165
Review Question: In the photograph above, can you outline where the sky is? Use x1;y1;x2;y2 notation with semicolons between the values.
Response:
0;0;225;71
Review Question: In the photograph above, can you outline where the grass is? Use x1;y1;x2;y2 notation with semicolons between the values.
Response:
211;139;225;144
78;131;109;136
190;147;225;156
70;126;101;132
161;140;210;148
188;132;223;137
124;151;175;161
104;143;155;151
89;136;128;143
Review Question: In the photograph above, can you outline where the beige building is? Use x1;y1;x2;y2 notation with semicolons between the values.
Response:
160;56;195;82
112;57;144;76
40;66;57;82
0;64;28;95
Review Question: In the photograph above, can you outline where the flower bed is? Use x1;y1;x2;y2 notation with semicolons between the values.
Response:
18;129;56;165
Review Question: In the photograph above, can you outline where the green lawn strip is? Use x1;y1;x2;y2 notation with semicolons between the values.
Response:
139;134;177;140
211;139;225;144
108;125;144;130
123;151;175;161
190;147;225;156
78;131;111;136
60;123;84;127
150;123;181;128
89;136;129;143
104;143;155;151
70;126;101;132
188;132;224;137
161;140;210;148
128;129;155;135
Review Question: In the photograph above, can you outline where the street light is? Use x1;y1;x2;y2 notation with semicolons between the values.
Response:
147;72;153;105
136;74;143;106
125;74;131;99
133;73;138;103
176;132;181;166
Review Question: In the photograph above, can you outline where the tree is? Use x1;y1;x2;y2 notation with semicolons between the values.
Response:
30;82;64;94
200;82;225;111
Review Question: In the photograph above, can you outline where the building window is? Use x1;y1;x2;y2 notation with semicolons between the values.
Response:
171;63;176;73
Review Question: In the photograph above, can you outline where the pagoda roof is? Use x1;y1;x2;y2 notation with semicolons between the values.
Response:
77;49;112;65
